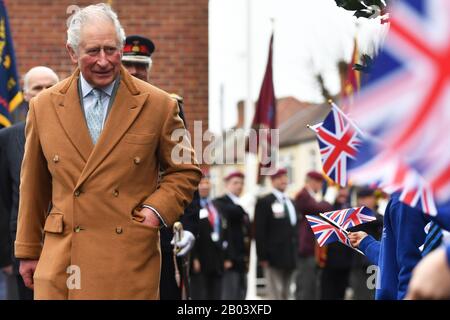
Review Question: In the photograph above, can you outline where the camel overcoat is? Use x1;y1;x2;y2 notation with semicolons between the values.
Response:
14;67;202;299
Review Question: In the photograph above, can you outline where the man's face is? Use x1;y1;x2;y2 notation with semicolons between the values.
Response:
358;195;377;210
198;177;211;198
67;21;122;88
336;188;350;204
24;72;58;102
307;178;323;193
271;174;288;192
226;177;244;197
122;61;149;82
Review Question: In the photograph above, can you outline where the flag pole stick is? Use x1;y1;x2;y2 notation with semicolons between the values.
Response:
319;213;349;235
318;213;365;255
306;124;318;132
327;99;367;138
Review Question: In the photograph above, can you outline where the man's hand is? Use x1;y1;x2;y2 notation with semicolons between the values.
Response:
140;207;161;228
348;231;368;248
406;248;450;300
19;259;38;290
1;265;13;276
171;230;195;257
192;258;201;273
224;260;233;270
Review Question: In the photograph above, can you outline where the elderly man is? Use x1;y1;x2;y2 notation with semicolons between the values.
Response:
0;66;59;300
122;34;199;300
15;4;201;300
255;168;298;300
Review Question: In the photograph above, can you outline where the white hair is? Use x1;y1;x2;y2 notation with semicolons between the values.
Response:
23;66;59;92
66;3;125;52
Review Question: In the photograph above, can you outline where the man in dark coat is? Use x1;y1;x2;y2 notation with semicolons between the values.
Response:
190;170;224;300
294;171;332;300
0;66;59;300
255;168;298;299
214;171;251;300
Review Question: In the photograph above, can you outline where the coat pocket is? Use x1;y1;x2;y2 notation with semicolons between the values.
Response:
43;213;64;234
123;133;156;145
131;208;160;231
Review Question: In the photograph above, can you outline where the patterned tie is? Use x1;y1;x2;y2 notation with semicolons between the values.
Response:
205;201;220;242
206;202;216;228
421;221;443;257
86;88;104;144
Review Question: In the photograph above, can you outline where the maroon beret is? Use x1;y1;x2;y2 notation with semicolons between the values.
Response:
224;171;245;181
201;168;210;179
306;170;324;181
270;168;288;180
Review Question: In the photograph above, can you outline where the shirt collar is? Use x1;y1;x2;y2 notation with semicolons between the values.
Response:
305;186;318;200
80;73;116;98
272;188;286;202
200;198;209;207
226;192;241;205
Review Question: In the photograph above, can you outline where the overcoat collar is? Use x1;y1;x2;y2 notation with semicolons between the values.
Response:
50;66;149;188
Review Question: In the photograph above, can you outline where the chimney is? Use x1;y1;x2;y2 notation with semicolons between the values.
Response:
236;100;245;128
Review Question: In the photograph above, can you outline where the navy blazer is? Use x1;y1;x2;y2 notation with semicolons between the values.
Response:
0;122;25;271
255;193;298;270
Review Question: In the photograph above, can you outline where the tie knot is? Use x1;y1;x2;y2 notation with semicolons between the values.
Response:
92;89;103;102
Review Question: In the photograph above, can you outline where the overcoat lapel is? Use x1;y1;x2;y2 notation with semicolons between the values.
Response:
75;68;149;189
51;69;94;163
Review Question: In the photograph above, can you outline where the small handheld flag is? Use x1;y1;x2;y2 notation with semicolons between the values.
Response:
306;206;376;253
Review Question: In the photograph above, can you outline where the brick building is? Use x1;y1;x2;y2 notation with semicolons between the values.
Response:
5;0;208;132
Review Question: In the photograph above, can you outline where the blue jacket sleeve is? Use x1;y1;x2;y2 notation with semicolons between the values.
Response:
392;202;427;300
359;235;380;265
446;244;450;267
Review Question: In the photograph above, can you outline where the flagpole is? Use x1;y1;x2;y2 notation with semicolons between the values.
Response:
244;0;258;300
318;213;365;255
328;99;367;138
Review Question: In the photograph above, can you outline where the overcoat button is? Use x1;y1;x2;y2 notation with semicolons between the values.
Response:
74;226;82;233
116;227;123;234
53;155;60;163
134;157;141;165
113;190;119;197
74;189;81;197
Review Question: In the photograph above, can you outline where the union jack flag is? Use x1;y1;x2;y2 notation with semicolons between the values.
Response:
350;0;450;219
320;206;376;230
341;206;376;229
305;215;351;247
306;206;376;247
311;105;361;187
312;101;437;215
